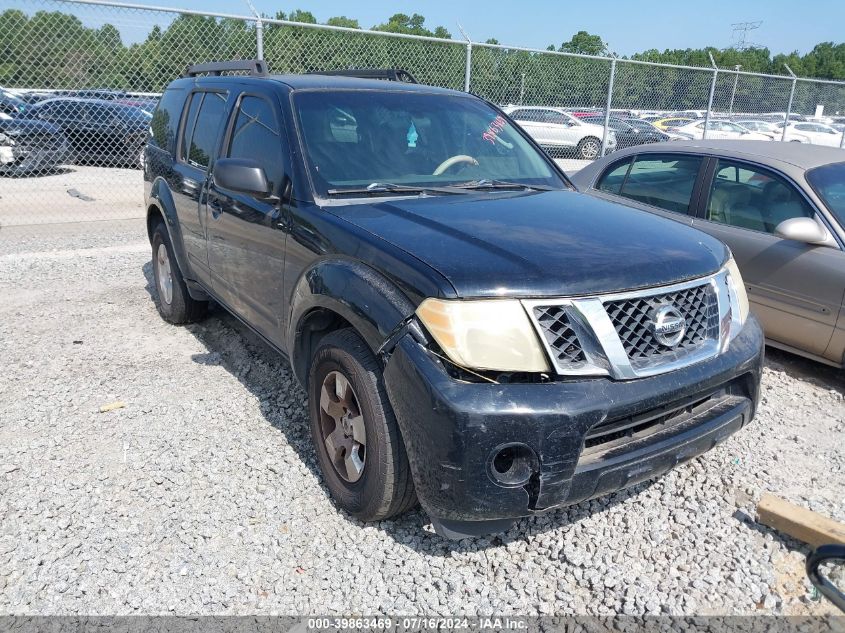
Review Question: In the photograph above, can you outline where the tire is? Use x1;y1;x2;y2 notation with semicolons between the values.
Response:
576;136;602;160
150;221;207;324
308;328;416;521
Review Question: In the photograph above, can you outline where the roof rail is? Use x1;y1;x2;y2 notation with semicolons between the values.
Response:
183;59;268;78
307;68;419;84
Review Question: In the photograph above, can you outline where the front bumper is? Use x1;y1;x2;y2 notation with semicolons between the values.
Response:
383;316;763;537
0;141;69;175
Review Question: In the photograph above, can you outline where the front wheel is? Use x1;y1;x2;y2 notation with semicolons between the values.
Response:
576;136;602;160
308;328;416;521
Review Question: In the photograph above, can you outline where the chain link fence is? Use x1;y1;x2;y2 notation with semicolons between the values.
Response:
1;0;845;233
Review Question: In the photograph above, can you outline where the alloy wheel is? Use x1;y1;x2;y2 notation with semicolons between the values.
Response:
155;243;173;305
319;370;367;483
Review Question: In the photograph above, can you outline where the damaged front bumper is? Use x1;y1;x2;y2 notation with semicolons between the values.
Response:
0;139;69;175
383;316;764;539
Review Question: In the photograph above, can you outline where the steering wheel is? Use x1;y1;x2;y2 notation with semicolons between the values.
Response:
433;154;479;176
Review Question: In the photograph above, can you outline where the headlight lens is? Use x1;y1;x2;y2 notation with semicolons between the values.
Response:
415;298;550;373
723;256;749;346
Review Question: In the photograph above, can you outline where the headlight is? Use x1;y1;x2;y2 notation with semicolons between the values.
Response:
722;255;749;349
415;298;550;373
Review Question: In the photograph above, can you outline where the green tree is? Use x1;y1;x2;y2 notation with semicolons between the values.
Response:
287;9;316;24
372;13;451;39
559;31;606;56
326;16;359;28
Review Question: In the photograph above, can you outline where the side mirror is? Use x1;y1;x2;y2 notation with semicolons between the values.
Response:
213;158;273;199
774;217;836;247
806;544;845;613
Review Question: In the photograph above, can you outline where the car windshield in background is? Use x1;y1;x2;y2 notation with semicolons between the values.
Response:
807;162;845;223
293;90;567;197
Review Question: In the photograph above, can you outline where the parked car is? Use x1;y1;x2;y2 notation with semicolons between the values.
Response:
144;62;762;538
502;105;616;159
651;117;694;131
670;119;772;141
777;121;845;147
27;97;150;168
56;89;130;101
733;119;810;142
0;111;69;176
579;115;670;148
571;139;845;368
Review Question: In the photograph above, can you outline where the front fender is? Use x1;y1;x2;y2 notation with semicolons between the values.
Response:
288;257;417;384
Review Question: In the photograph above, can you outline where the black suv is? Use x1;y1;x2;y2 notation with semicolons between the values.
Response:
144;61;764;538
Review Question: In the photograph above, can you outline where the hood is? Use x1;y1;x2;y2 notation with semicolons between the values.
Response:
329;190;727;298
0;118;61;136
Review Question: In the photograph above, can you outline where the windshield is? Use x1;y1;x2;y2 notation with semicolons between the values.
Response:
807;162;845;224
293;90;567;197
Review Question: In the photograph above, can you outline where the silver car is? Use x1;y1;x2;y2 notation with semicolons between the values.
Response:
502;106;616;159
571;139;845;368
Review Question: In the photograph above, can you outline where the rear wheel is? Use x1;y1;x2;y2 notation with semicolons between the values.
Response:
576;136;602;160
150;221;207;324
308;328;416;521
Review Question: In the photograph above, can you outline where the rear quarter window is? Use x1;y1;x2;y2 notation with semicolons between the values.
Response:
150;88;184;154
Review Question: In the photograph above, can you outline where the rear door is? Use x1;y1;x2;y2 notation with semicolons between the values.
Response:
589;152;706;227
172;89;229;285
509;109;576;149
206;90;290;345
691;158;845;356
541;110;580;148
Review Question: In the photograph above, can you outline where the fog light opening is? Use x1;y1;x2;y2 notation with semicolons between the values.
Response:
489;443;536;487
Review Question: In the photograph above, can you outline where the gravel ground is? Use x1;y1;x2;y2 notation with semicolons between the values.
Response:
0;167;143;227
1;221;844;616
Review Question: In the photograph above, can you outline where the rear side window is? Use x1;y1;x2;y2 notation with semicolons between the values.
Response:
150;88;184;154
597;159;632;194
179;93;202;163
227;95;285;194
609;154;702;214
181;91;228;168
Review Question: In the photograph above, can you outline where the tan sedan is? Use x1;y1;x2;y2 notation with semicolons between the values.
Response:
571;139;845;368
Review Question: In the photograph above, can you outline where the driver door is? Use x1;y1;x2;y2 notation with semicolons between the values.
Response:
206;91;291;346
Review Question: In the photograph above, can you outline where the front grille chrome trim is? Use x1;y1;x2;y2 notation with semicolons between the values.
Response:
523;270;729;380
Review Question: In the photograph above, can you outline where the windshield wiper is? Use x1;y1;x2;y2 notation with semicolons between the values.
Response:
326;182;469;196
454;179;558;191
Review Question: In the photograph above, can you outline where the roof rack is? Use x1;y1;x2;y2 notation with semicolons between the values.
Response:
307;68;418;84
183;59;268;78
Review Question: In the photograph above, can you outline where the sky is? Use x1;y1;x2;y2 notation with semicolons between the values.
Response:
4;0;844;55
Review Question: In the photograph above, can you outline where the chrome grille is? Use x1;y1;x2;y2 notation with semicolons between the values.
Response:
604;283;718;361
523;272;727;380
532;306;586;368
